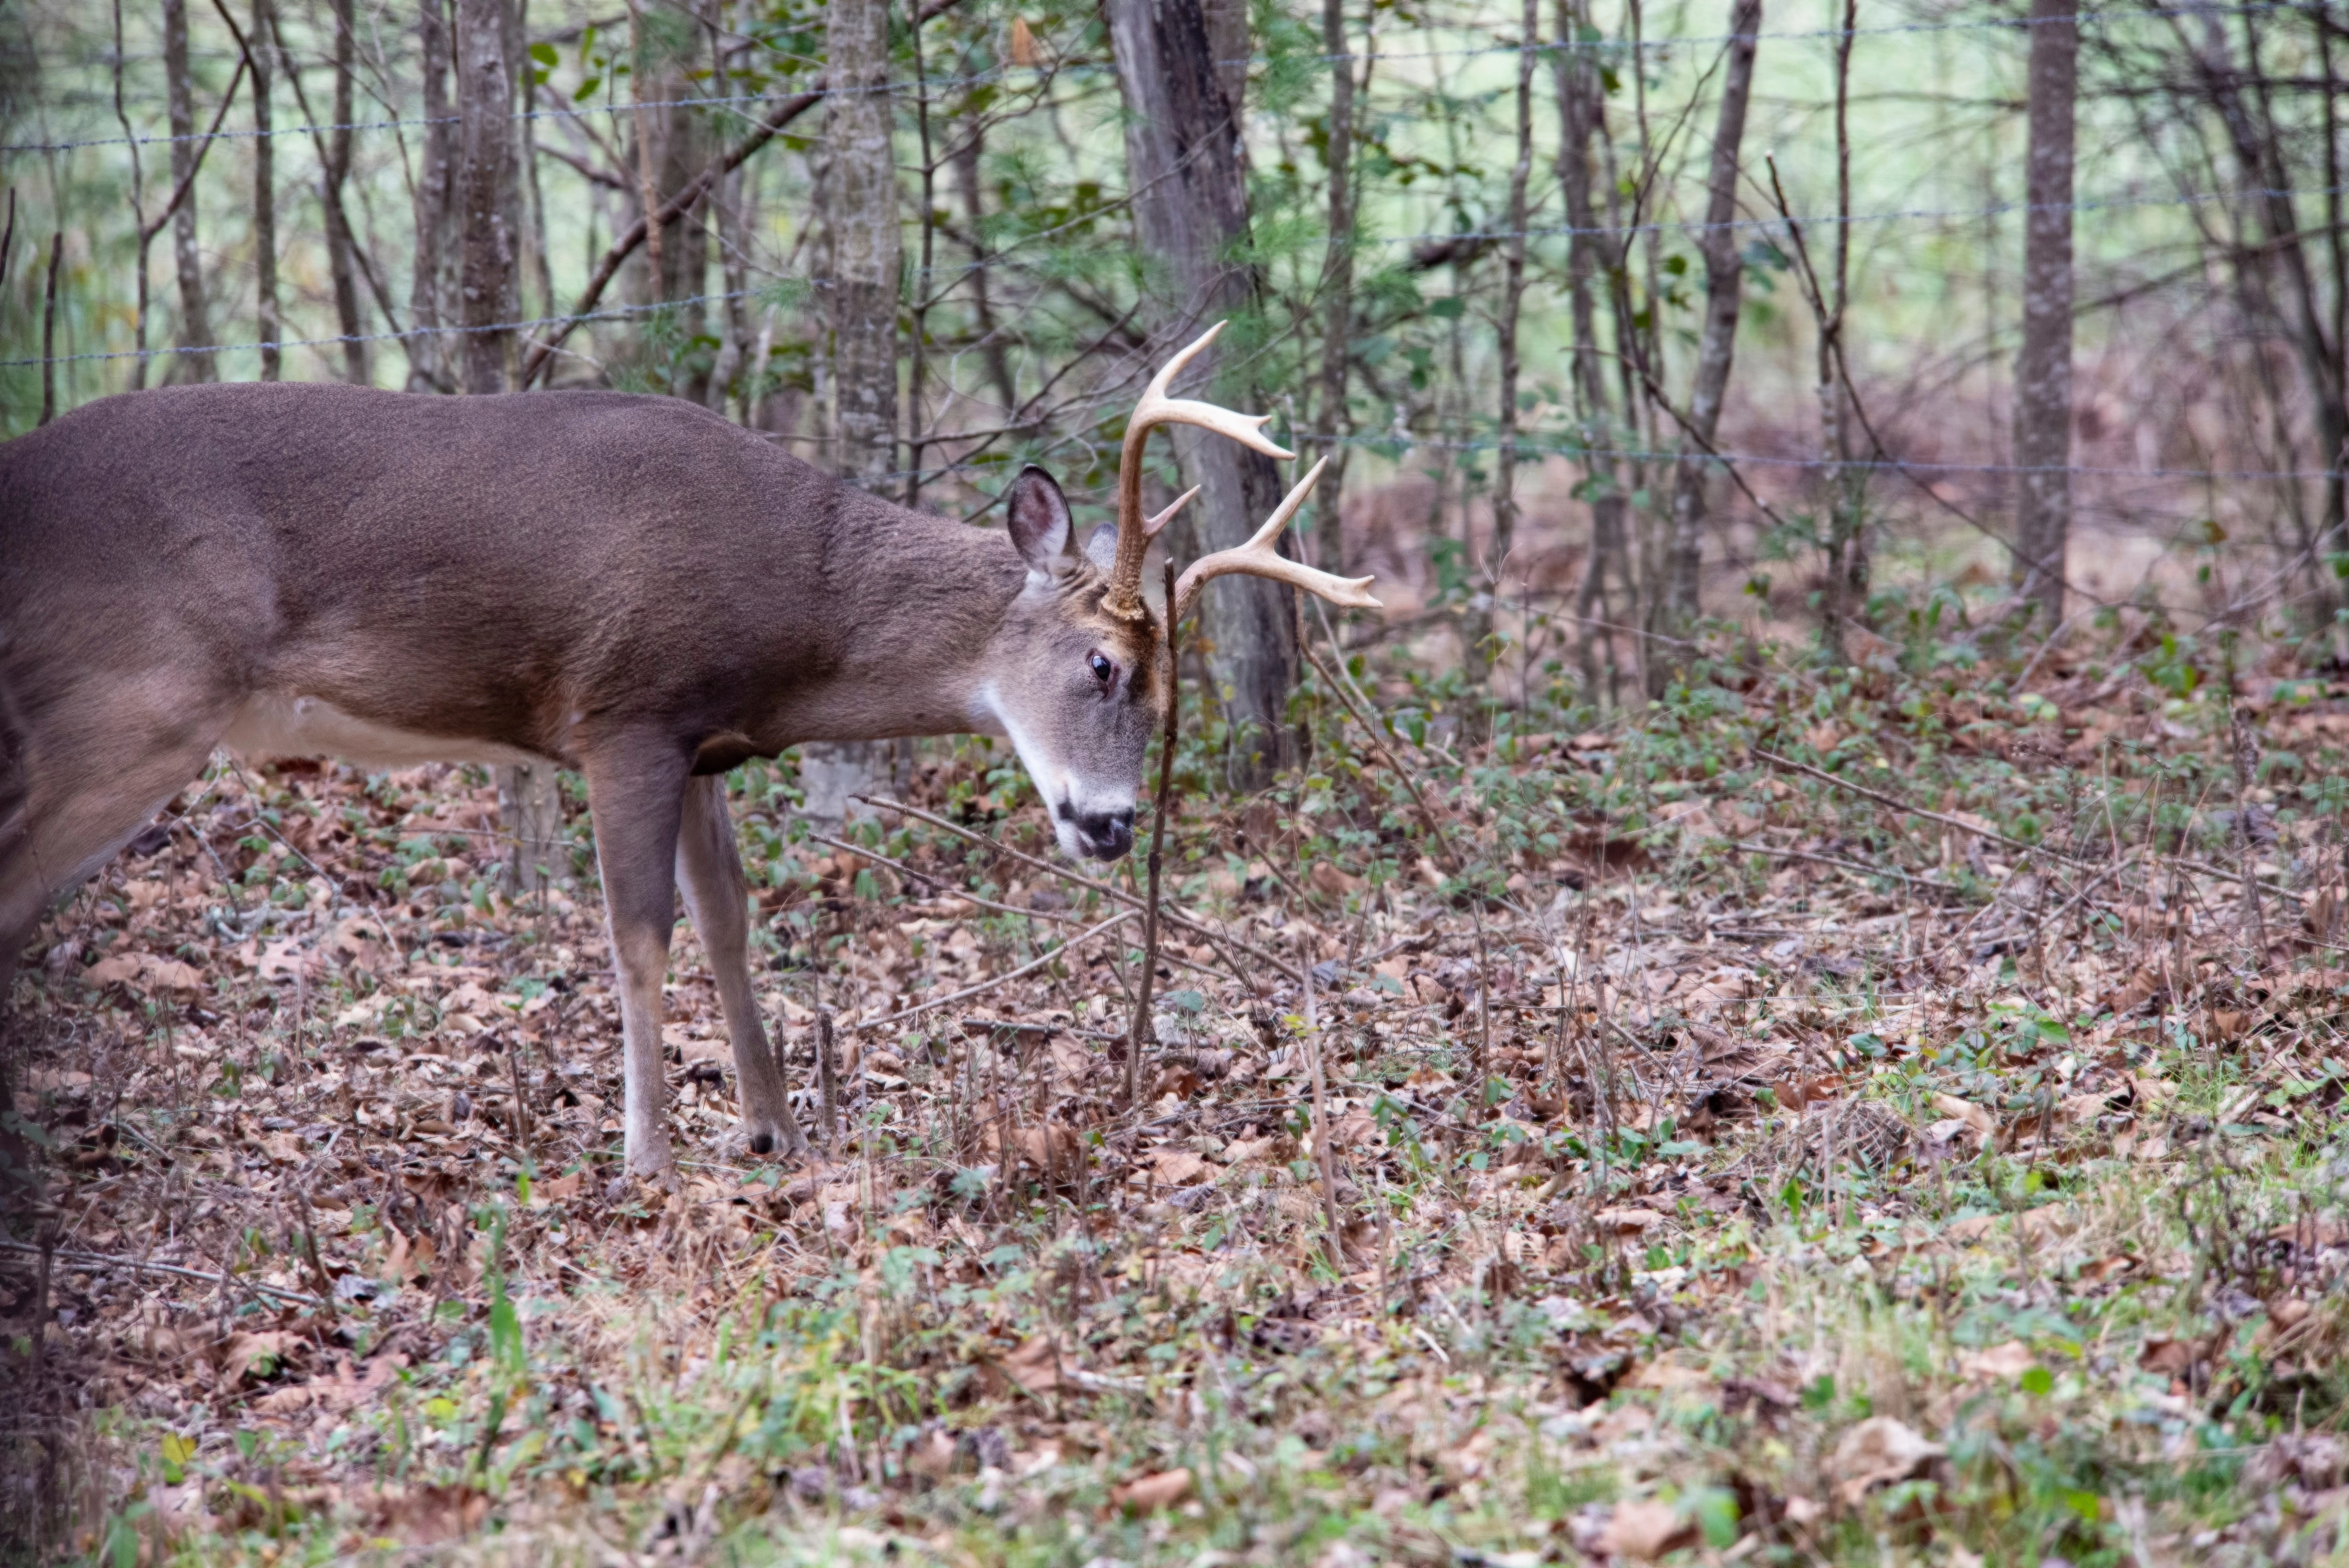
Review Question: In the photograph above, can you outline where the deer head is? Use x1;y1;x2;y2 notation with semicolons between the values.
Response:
977;324;1380;863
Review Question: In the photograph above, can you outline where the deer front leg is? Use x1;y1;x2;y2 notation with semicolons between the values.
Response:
675;774;808;1159
582;744;691;1180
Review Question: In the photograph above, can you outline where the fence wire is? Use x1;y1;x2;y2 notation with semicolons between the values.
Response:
0;2;2290;157
8;173;2332;373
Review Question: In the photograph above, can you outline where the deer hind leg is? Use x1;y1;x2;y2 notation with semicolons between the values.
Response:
0;685;223;1003
675;775;807;1160
581;742;692;1181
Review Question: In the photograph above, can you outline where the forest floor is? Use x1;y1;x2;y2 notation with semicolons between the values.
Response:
6;610;2349;1568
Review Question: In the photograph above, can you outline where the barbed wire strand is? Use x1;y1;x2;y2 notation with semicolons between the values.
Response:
16;298;2338;488
9;169;2332;371
0;290;761;368
0;2;2284;157
869;433;2349;490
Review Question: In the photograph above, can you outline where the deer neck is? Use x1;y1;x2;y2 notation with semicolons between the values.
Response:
775;509;1030;745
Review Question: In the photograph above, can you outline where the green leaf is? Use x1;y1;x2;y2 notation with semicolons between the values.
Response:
2020;1366;2053;1396
1690;1486;1741;1548
529;40;558;65
489;1275;525;1375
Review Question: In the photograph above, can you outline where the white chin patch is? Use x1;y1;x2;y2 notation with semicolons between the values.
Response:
977;684;1131;862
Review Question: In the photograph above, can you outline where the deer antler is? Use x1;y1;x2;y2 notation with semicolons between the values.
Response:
1104;323;1382;627
1104;322;1294;619
1171;458;1379;624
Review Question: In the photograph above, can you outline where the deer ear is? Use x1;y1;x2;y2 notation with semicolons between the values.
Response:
1006;467;1076;576
1083;524;1120;571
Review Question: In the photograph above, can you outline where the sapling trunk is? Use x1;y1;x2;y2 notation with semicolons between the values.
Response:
325;0;367;382
162;0;216;380
2231;702;2270;966
1127;561;1182;1109
251;0;278;381
817;1003;839;1153
37;232;59;425
1299;933;1347;1271
1314;0;1360;572
1661;0;1761;648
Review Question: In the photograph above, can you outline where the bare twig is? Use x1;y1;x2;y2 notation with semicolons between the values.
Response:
1754;747;2093;865
1300;933;1349;1271
848;912;1128;1033
0;1237;324;1308
852;794;1303;982
1128;561;1182;1109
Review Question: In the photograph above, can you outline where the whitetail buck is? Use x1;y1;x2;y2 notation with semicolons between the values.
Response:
0;325;1374;1178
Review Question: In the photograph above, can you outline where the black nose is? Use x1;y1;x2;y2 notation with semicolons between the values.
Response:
1075;808;1135;861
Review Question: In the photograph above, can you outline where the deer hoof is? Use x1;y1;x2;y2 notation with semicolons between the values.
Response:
745;1117;809;1160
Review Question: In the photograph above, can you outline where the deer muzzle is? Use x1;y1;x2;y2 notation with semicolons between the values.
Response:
1061;801;1136;861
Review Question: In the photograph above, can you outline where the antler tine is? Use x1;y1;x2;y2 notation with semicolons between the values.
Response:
1171;458;1381;624
1143;486;1200;539
1105;321;1299;618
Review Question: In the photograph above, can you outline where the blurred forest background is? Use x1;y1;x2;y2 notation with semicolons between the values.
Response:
5;0;2348;762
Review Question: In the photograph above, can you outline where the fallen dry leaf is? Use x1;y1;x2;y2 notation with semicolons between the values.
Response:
2059;1091;2117;1126
1595;1498;1694;1560
218;1329;298;1385
1963;1340;2036;1381
1112;1468;1192;1512
994;1335;1061;1396
1829;1416;1944;1506
368;1483;489;1546
1595;1206;1668;1235
1930;1093;1997;1144
905;1428;959;1480
1144;1146;1212;1186
84;951;203;993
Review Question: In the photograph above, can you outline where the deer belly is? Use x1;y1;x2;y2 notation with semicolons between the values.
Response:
223;693;542;771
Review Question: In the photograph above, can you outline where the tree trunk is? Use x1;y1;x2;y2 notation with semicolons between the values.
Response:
651;11;714;401
115;0;155;391
1556;0;1626;702
953;117;1017;415
451;0;555;890
457;0;520;397
325;0;369;382
1314;0;1357;573
2010;0;2075;629
705;0;747;414
1816;0;1860;663
1472;0;1538;722
1661;0;1761;645
708;160;749;414
829;0;900;482
907;7;937;502
162;0;217;380
408;0;458;392
253;0;280;380
520;0;555;326
2189;15;2349;632
1107;0;1299;788
803;0;904;824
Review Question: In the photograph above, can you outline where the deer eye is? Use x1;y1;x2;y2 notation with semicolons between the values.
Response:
1088;651;1116;684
